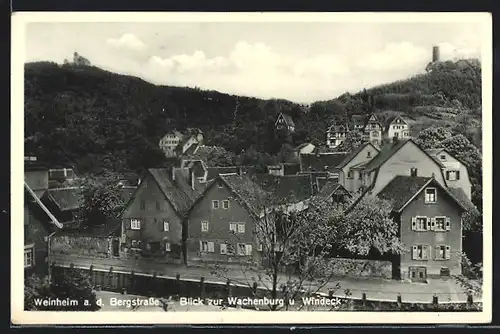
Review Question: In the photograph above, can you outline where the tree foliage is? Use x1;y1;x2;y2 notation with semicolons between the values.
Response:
335;131;364;153
24;271;100;311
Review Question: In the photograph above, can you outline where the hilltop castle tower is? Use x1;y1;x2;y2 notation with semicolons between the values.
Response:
432;46;440;63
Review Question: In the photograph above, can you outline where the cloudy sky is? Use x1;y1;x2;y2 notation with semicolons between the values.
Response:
24;18;483;103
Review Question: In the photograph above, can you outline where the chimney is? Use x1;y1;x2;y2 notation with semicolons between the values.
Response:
432;46;440;63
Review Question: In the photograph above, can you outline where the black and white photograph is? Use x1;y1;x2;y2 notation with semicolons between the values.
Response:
12;12;491;324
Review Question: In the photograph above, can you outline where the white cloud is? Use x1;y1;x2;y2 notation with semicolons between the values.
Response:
106;33;146;51
357;42;429;72
436;42;480;61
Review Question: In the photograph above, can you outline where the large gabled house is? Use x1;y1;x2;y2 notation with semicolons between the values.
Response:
351;114;366;132
24;182;62;277
375;175;475;281
362;113;383;147
358;138;447;197
385;115;413;141
313;181;352;205
326;124;349;149
120;167;205;264
159;128;204;158
185;173;269;264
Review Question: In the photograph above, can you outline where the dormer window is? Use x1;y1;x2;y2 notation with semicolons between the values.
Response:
425;188;437;203
440;155;446;161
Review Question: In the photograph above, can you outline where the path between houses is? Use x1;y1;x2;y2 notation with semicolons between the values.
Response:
50;254;475;303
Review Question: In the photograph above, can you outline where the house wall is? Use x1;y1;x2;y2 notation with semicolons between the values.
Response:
186;181;259;264
50;235;112;258
341;145;379;193
400;187;463;278
121;175;183;264
436;151;472;200
300;144;315;154
159;134;181;157
369;141;446;196
182;136;199;155
25;170;49;198
24;204;50;277
387;119;411;139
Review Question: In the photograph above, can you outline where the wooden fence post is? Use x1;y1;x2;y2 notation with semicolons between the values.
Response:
130;270;135;294
432;295;439;306
226;279;232;302
328;289;334;298
176;274;181;297
252;282;258;296
362;293;367;308
108;267;113;291
397;294;402;307
89;265;94;287
200;277;206;301
150;272;157;297
70;262;74;269
467;293;474;306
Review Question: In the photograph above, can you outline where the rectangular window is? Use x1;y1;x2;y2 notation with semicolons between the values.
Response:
237;223;245;234
163;221;169;232
165;243;171;252
446;170;460;181
130;219;141;230
412;245;429;260
434;245;449;260
140;200;146;211
434;216;448;231
212;200;219;209
425;188;436;203
24;246;34;268
237;243;246;256
201;221;209;232
200;241;208;252
367;151;371;158
347;171;353;179
440;155;446;161
412;216;428;231
222;200;230;209
229;222;237;233
220;243;227;255
245;244;253;256
257;243;263;252
410;168;418;177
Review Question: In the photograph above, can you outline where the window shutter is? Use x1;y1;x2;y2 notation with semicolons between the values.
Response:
422;245;428;260
425;217;430;231
199;241;202;252
445;217;451;231
434;246;439;260
445;246;451;260
446;171;450;180
456;171;460;180
430;218;436;231
412;246;417;260
125;219;131;229
411;217;416;231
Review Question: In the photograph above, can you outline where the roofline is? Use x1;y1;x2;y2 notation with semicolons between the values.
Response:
337;142;380;169
25;182;63;229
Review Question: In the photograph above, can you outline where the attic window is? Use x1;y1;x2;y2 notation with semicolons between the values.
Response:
367;151;371;158
440;155;446;161
410;168;418;177
425;188;437;204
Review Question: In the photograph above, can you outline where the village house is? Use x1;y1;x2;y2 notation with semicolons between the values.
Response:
275;112;295;133
41;187;83;230
351;114;366;132
312;181;352;205
358;138;447;197
362;113;383;147
266;162;301;176
299;152;349;175
385;115;413;141
120;167;205;264
185;173;269;264
158;128;204;158
48;168;76;188
426;148;472;200
252;174;315;210
376;175;474;281
326;124;349;148
336;142;380;194
24;182;62;277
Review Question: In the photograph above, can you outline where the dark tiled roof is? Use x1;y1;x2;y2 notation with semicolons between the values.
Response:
425;148;445;156
300;153;349;172
377;176;434;211
46;187;83;211
337;142;378;169
315;181;351;202
252;174;314;204
448;187;478;214
280;113;295;127
148;168;204;216
220;173;270;215
56;218;121;237
207;166;240;180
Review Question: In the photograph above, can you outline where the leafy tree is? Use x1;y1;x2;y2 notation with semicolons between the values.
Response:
414;126;453;149
342;196;404;256
24;271;100;311
335;131;364;153
454;252;482;298
277;143;298;164
76;173;127;228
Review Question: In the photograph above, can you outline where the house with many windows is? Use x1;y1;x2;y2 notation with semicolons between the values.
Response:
362;114;383;147
336;142;380;194
385;115;413;140
376;175;474;281
185;173;269;264
120;167;205;264
159;128;204;158
326;124;349;148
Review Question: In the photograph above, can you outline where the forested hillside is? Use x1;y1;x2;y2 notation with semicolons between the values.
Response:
24;57;482;175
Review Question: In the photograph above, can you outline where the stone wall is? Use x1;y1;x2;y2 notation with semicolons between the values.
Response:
50;235;112;258
329;258;392;279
